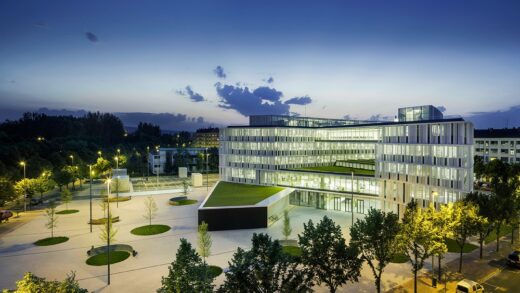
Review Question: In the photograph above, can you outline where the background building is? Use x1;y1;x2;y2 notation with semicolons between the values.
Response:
474;128;520;163
192;128;219;148
219;105;474;217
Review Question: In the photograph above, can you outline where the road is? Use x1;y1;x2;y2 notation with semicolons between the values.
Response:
482;265;520;292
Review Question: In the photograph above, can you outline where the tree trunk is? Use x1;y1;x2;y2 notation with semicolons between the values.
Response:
458;245;464;273
496;225;501;252
375;274;381;293
414;269;418;293
438;254;441;281
40;192;43;201
511;226;515;244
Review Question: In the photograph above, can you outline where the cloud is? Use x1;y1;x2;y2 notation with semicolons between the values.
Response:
368;114;392;121
465;105;520;129
213;66;226;79
85;32;98;42
252;86;283;101
437;105;447;112
285;96;312;105
343;114;351;120
33;21;49;29
263;77;274;83
215;83;290;116
177;86;205;102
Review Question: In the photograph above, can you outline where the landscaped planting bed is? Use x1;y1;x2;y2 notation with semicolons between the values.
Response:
204;182;284;207
34;236;69;246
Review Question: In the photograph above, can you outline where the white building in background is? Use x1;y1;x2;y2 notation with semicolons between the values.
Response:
219;105;474;217
148;147;208;175
474;128;520;164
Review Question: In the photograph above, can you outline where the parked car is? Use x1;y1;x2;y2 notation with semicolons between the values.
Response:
456;279;484;293
507;251;520;269
0;210;13;223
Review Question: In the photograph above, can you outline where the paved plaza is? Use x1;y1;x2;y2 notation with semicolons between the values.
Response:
0;184;476;292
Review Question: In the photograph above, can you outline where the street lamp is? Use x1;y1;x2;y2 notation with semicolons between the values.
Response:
205;148;209;191
105;178;112;285
146;146;150;180
20;161;26;212
89;165;94;233
114;156;120;207
155;146;160;190
69;155;74;166
97;151;102;157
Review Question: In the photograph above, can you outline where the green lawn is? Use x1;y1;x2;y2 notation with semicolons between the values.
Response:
169;199;198;206
204;182;284;207
390;253;408;263
56;209;79;215
86;251;130;266
485;225;513;244
208;265;223;278
341;159;375;165
282;245;302;257
34;236;69;246
131;224;171;236
291;166;375;176
445;238;478;253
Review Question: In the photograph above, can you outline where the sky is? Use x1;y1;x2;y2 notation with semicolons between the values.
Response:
1;0;520;130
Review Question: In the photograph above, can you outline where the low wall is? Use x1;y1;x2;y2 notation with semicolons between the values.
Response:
198;206;267;231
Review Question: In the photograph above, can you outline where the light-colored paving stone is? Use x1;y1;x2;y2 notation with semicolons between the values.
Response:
0;184;464;292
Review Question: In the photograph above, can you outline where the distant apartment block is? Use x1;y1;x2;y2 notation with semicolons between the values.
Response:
474;128;520;164
192;128;219;148
148;147;208;174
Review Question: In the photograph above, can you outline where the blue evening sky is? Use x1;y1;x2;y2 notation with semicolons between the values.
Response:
1;0;520;128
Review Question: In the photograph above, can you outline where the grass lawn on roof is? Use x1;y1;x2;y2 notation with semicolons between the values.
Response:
204;182;284;207
291;166;375;176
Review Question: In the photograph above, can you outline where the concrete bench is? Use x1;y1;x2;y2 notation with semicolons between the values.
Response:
87;244;137;257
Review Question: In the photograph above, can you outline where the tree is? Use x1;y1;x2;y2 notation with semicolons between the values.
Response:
218;233;310;293
33;172;55;201
92;157;111;178
349;208;400;293
299;216;362;293
282;210;292;241
452;201;484;273
143;196;158;226
61;189;72;211
465;192;495;259
430;203;456;282
53;169;72;191
8;271;87;293
182;179;190;196
397;200;441;293
0;177;16;206
45;201;58;238
99;198;108;218
99;212;117;244
14;178;36;201
198;221;212;264
158;238;213;293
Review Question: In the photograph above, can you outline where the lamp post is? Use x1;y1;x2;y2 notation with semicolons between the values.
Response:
20;161;26;212
205;148;209;191
89;165;93;233
146;146;150;180
106;178;112;285
114;157;119;207
155;146;159;190
351;171;354;226
69;155;74;166
97;151;102;157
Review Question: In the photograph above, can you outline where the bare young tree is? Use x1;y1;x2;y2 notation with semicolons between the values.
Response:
143;196;158;226
45;201;58;238
99;211;118;244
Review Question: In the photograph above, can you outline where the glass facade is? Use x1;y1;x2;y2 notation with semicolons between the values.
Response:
398;105;443;122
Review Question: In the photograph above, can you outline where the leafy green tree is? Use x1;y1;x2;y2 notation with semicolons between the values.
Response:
452;201;484;273
0;177;16;206
219;233;310;293
33;171;55;201
299;216;362;293
282;210;292;241
14;178;36;201
465;192;494;259
6;271;87;293
349;208;400;293
397;200;441;293
158;238;213;293
60;189;72;211
143;196;158;226
92;157;111;178
198;221;212;264
430;203;456;281
53;169;72;191
63;166;79;190
45;201;58;238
